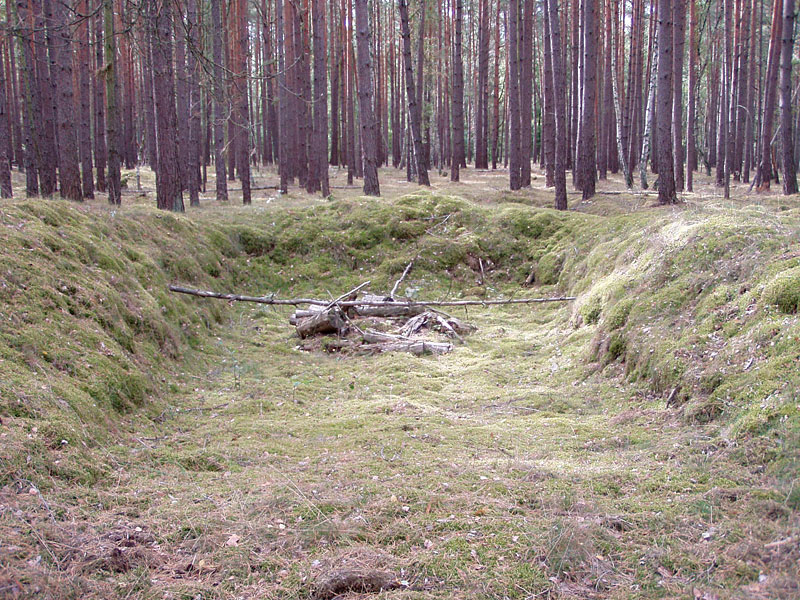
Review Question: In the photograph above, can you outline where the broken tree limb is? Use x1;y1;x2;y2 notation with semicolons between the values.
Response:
352;293;425;317
390;259;416;298
359;340;453;356
296;307;347;338
169;285;576;308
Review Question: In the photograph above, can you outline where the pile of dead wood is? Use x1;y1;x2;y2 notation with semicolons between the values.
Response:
169;265;575;356
288;282;476;356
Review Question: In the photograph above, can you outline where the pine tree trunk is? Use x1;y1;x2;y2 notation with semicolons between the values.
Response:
93;11;107;193
475;0;489;169
398;0;429;185
734;0;751;180
77;0;94;198
547;0;568;210
49;0;82;201
187;0;202;206
235;0;251;204
491;4;500;170
0;38;11;198
640;20;658;190
672;0;686;191
277;0;289;191
149;0;184;212
757;0;783;190
355;0;380;195
211;0;228;200
686;0;697;191
451;0;465;182
542;0;555;187
519;0;533;186
610;0;632;187
656;0;677;204
780;0;798;194
312;0;330;196
507;0;521;190
103;0;121;205
577;0;597;199
32;0;57;196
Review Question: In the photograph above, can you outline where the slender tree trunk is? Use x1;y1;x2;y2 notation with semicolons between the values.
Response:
757;0;783;190
547;0;568;209
491;3;500;170
187;0;201;206
149;0;184;211
93;11;107;193
76;0;94;198
103;0;121;204
656;0;677;204
780;0;798;194
277;0;289;192
640;20;658;189
211;0;228;200
743;0;758;182
542;0;555;187
0;38;11;198
672;0;685;191
355;0;380;195
32;0;57;196
577;0;598;199
610;0;632;187
49;0;82;201
312;0;330;196
235;0;251;204
451;0;465;182
398;0;429;185
475;0;489;168
507;0;521;190
686;0;697;191
520;0;533;186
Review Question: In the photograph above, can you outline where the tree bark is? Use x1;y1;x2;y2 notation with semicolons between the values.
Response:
186;0;202;206
672;0;686;191
451;0;465;182
520;0;534;186
475;0;489;169
398;0;429;185
686;0;696;191
355;0;380;195
103;0;121;204
0;37;11;198
76;0;94;199
149;0;184;212
656;0;677;204
780;0;798;194
610;0;632;187
547;0;568;210
312;0;330;196
507;0;521;190
211;0;229;200
235;0;251;204
757;0;783;189
542;0;555;187
577;0;598;199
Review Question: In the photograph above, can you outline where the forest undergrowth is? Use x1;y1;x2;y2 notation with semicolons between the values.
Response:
1;168;798;599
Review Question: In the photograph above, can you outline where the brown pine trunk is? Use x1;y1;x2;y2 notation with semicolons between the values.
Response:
103;0;121;205
734;0;751;180
235;0;251;204
672;0;685;191
355;0;380;195
312;0;330;196
149;0;184;211
398;0;429;186
780;0;797;194
520;0;533;186
175;11;190;192
475;0;489;169
656;0;677;204
187;0;202;206
491;4;500;169
507;0;521;189
451;0;465;182
277;0;289;192
32;0;57;195
610;0;632;187
547;0;568;210
686;0;697;191
0;38;11;198
577;0;597;199
76;0;94;198
93;11;107;193
542;0;555;187
211;0;228;200
757;0;783;189
49;0;82;201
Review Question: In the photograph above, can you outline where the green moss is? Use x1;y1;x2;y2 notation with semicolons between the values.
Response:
535;252;562;285
580;295;603;325
762;266;800;313
605;298;634;330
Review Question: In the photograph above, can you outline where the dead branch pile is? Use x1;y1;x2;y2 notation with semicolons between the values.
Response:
289;281;476;356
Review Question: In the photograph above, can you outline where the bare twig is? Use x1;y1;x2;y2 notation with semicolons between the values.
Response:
169;284;576;307
390;259;415;298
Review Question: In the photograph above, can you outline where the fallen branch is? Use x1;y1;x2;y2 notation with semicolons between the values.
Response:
169;284;576;307
390;259;415;298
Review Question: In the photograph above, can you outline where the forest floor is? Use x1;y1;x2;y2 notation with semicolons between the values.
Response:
1;166;799;599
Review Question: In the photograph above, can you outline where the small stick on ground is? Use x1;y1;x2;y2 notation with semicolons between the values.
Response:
390;259;415;298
